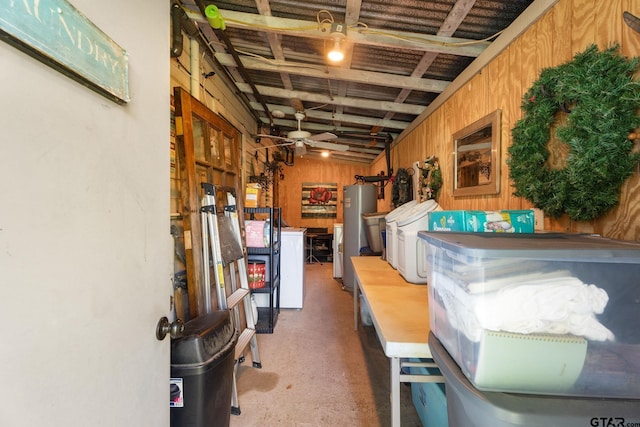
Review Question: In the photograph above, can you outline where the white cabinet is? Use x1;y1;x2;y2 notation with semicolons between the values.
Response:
280;228;306;309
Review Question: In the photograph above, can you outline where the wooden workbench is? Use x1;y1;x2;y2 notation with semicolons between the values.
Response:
351;256;443;427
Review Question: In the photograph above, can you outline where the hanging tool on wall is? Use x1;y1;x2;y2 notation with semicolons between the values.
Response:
353;133;394;198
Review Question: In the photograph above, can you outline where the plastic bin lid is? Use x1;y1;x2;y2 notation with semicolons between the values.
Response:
385;200;418;223
418;231;640;262
171;310;236;365
396;200;439;227
362;211;389;220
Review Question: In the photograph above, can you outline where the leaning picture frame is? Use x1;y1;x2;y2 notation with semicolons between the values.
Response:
452;109;501;197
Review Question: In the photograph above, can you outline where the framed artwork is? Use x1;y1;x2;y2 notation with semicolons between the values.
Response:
302;182;338;218
452;109;501;197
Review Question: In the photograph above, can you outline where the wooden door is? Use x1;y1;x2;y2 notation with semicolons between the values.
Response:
173;87;242;319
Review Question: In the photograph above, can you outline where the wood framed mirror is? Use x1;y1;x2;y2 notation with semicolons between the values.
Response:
452;109;501;197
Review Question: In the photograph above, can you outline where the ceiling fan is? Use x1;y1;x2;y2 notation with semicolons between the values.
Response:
257;112;349;155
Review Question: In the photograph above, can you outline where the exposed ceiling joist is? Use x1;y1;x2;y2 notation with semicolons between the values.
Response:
204;9;490;57
250;102;411;129
215;53;450;93
304;151;377;163
252;0;305;112
235;83;425;115
267;119;398;142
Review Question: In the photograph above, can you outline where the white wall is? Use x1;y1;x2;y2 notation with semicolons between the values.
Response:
0;1;172;426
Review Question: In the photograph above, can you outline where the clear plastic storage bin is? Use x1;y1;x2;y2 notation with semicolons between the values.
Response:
418;231;640;398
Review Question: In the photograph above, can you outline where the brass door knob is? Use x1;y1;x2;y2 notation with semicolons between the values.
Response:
156;316;184;340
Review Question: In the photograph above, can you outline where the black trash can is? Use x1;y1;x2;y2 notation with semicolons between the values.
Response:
170;310;238;427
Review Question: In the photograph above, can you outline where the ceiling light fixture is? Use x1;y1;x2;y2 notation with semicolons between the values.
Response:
271;109;285;118
327;23;347;62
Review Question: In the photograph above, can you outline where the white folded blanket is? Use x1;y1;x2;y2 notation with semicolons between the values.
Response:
434;271;614;342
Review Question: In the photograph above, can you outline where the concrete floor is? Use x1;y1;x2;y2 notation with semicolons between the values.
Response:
229;262;422;427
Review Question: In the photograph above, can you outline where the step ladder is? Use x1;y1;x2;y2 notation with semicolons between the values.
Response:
200;183;261;416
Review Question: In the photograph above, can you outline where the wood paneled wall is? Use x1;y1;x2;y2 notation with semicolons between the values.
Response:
377;0;640;241
276;157;370;229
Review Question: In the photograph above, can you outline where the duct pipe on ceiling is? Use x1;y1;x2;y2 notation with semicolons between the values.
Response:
170;4;183;57
171;3;199;58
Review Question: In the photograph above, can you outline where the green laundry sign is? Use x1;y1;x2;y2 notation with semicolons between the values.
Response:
0;0;129;104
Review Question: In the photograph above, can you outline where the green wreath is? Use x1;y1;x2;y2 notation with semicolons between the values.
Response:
508;44;640;221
